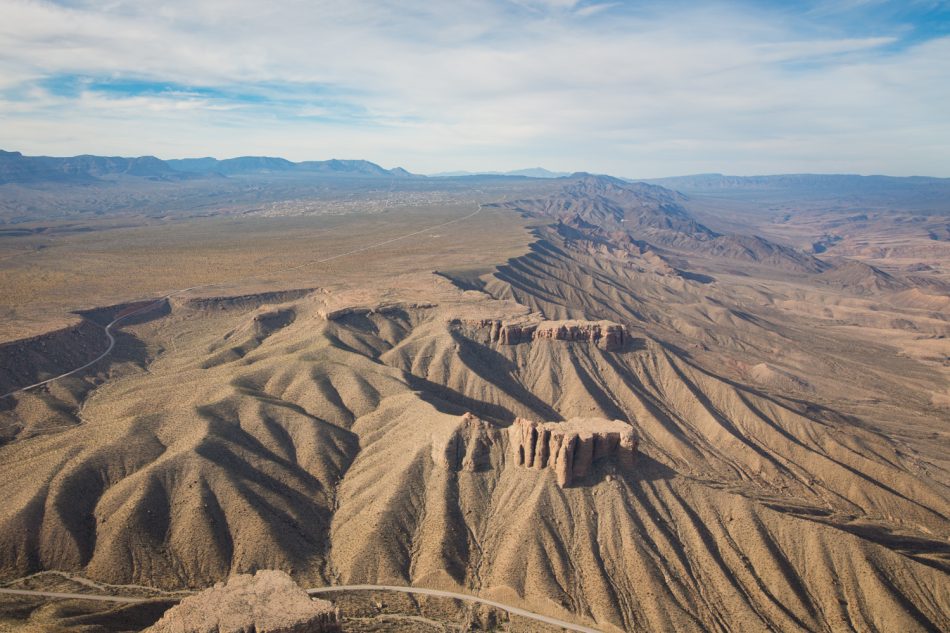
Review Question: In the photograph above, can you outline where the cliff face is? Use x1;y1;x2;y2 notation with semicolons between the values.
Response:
452;317;626;351
508;417;638;487
321;302;435;321
0;318;109;398
429;413;638;487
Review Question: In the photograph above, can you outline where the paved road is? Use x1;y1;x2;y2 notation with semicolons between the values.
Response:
1;202;483;400
309;584;603;633
0;583;601;632
0;297;175;399
0;587;146;604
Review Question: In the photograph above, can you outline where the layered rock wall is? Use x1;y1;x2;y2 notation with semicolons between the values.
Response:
452;317;626;351
321;302;435;321
534;320;625;350
509;417;637;487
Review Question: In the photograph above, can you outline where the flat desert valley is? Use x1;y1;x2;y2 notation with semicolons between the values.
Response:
0;156;948;632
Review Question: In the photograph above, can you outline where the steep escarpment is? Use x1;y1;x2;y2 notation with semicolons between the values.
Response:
0;277;947;631
201;306;296;368
508;417;637;486
178;288;318;313
0;318;108;397
451;315;626;350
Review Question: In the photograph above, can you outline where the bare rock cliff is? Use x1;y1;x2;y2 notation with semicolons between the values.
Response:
144;570;339;633
508;417;638;487
452;317;626;351
534;320;626;350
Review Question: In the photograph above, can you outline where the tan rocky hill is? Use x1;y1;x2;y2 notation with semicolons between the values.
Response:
496;175;829;272
144;570;339;633
0;176;947;632
0;270;946;631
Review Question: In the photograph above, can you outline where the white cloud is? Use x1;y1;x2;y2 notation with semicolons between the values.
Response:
0;0;947;176
574;3;620;17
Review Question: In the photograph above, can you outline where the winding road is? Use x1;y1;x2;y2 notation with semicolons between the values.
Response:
308;585;603;633
0;587;146;604
0;296;181;399
0;584;602;632
1;201;483;400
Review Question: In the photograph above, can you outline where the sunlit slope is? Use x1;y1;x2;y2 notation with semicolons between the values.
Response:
0;173;948;632
0;275;945;631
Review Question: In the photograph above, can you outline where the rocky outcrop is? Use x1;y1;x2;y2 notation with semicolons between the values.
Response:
321;302;435;321
431;412;498;472
144;570;339;633
509;417;638;487
181;288;317;313
452;317;626;351
534;320;625;350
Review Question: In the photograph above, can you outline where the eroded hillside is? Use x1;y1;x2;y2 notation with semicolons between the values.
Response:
0;176;947;632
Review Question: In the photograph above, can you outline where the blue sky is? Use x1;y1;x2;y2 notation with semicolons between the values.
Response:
1;0;948;177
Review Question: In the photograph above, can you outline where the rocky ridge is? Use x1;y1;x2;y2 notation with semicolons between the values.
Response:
452;316;626;351
508;417;638;487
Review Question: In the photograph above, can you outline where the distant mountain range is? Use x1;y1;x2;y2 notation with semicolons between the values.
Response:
4;150;947;191
642;172;950;192
0;150;187;184
429;167;570;178
166;156;413;178
0;150;415;185
0;149;579;186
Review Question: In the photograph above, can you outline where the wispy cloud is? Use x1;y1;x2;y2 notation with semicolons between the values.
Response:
574;3;620;18
0;0;947;176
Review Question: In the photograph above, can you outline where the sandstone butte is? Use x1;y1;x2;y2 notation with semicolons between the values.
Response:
143;570;340;633
508;417;638;487
453;317;627;351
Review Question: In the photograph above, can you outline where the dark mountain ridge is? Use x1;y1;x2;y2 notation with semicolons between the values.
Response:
643;174;950;210
0;150;185;184
643;172;950;194
168;156;411;178
0;150;415;184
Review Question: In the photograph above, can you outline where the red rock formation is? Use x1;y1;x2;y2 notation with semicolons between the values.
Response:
509;417;638;487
